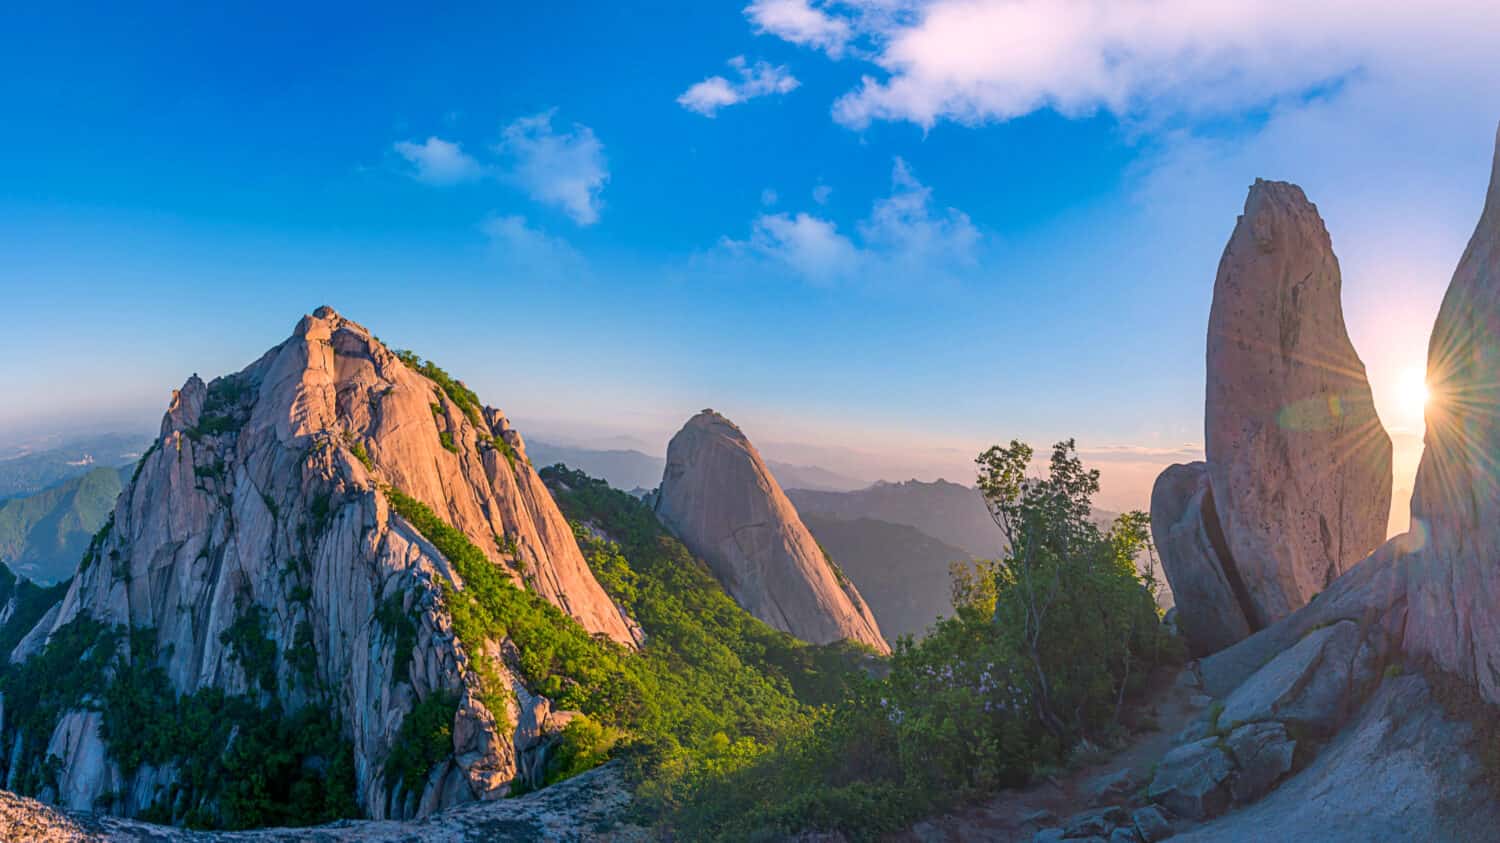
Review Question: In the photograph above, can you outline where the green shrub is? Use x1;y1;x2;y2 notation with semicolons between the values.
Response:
383;690;459;796
665;441;1179;840
438;431;458;453
374;592;418;684
220;607;278;693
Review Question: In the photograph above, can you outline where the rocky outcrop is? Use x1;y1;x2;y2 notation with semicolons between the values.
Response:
1172;675;1500;842
654;410;889;654
1154;180;1392;655
0;307;638;823
1149;462;1251;657
0;762;644;842
1404;127;1500;705
1204;179;1392;626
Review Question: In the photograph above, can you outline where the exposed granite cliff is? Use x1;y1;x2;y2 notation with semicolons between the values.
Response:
1154;180;1392;655
654;410;889;654
0;307;637;823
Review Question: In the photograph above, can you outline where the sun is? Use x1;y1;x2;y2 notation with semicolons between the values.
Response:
1395;368;1430;420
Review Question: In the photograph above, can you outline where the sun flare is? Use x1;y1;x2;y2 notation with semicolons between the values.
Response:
1396;368;1430;420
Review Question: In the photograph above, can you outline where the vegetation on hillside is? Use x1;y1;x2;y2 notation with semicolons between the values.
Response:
0;466;126;584
384;478;855;808
664;440;1179;840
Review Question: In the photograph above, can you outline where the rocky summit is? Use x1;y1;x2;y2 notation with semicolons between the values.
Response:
654;410;889;654
0;307;640;825
1154;180;1392;655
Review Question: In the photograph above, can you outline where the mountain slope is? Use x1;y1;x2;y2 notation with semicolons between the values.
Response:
0;466;126;584
800;513;971;641
0;434;148;501
0;307;642;826
788;479;1003;559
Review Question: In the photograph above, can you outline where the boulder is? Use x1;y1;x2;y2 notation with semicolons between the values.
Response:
1226;721;1296;804
1218;620;1377;736
1205;180;1392;628
1130;805;1174;842
1173;675;1500;842
654;410;889;653
1147;737;1234;820
1149;462;1252;656
1063;805;1128;837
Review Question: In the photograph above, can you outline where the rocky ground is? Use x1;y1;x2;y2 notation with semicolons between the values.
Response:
0;764;646;843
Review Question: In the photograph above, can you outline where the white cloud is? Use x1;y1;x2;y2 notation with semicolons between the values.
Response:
745;0;852;57
678;56;800;117
812;184;833;204
761;188;779;206
723;157;978;284
495;111;609;226
481;214;586;277
393;137;484;185
742;0;1500;130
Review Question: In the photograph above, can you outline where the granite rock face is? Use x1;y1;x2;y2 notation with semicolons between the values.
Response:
1149;462;1252;657
654;410;889;654
1153;180;1392;655
1204;179;1392;628
1405;127;1500;705
1;307;638;822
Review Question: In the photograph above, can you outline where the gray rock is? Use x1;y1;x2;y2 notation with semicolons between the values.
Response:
1149;462;1253;656
1131;805;1174;842
0;761;645;841
1173;675;1500;842
654;410;889;653
1021;808;1058;827
1226;721;1296;804
1110;829;1141;843
1033;829;1067;843
1086;768;1143;805
1199;539;1407;698
1147;737;1234;820
1404;125;1500;706
1063;805;1127;837
1204;180;1392;628
1218;620;1376;736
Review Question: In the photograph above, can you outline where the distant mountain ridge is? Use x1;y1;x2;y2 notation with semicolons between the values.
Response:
527;440;866;493
0;433;148;500
0;466;127;584
788;479;1003;559
801;513;971;641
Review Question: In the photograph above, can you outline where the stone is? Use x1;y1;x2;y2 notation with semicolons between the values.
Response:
1171;675;1500;842
654;410;889;653
1131;805;1174;842
1149;462;1253;656
1063;805;1128;837
1033;830;1067;843
4;308;643;822
1110;829;1141;843
1203;180;1392;629
1021;808;1058;827
1226;721;1296;804
1198;539;1408;698
1147;737;1234;820
1085;768;1143;805
1218;620;1376;736
0;761;647;841
1404;126;1500;706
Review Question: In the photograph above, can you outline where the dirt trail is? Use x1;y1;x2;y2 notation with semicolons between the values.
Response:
887;665;1209;842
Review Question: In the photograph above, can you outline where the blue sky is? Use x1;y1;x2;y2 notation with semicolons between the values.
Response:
5;1;1500;511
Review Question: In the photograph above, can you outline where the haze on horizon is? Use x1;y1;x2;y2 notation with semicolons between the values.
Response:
5;1;1499;521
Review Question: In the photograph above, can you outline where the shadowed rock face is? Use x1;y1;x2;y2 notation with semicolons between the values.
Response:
1405;127;1500;704
1149;462;1252;657
654;410;889;654
7;307;637;822
1155;180;1392;656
